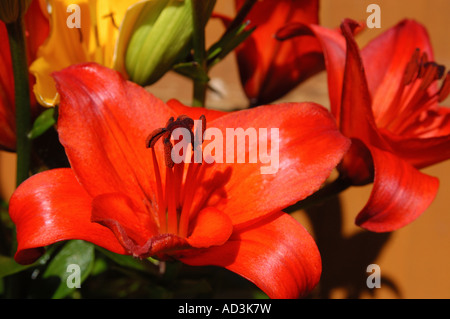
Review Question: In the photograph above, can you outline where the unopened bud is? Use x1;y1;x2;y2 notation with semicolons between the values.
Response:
0;0;32;24
114;0;215;86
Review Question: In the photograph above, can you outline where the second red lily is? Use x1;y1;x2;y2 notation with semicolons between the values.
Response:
279;19;450;232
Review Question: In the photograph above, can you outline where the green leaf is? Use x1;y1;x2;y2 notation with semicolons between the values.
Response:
96;247;159;275
42;240;95;299
173;61;210;82
0;247;54;279
28;108;56;139
0;255;32;278
207;22;255;68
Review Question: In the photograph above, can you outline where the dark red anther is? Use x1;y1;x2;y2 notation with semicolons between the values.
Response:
146;127;168;148
164;137;174;168
146;114;206;167
403;49;420;85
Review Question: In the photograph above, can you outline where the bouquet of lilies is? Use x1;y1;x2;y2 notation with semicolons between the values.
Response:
0;0;448;299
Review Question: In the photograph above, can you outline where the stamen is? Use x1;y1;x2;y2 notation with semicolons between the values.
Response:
403;49;420;85
146;127;168;148
439;72;450;102
146;115;208;238
102;12;119;29
199;115;206;143
150;148;166;232
178;162;203;238
419;62;441;91
388;50;449;134
165;166;177;234
163;137;174;168
417;52;429;78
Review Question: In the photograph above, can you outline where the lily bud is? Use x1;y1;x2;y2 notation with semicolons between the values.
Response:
0;0;32;23
114;0;215;86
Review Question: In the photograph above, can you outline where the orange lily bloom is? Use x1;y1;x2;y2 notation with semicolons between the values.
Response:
9;63;350;298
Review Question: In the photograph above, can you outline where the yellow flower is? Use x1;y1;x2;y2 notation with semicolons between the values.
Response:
30;0;140;107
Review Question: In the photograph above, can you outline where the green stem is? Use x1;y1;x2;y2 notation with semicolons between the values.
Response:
191;0;207;107
6;19;31;186
286;176;352;213
192;79;207;107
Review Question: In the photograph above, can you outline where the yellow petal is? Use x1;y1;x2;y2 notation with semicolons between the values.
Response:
30;0;140;107
95;0;142;68
30;0;91;106
112;0;150;78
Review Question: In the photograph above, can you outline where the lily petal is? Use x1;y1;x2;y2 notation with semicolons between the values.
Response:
300;23;347;120
53;63;176;199
383;131;450;169
91;192;159;248
9;168;126;264
197;102;351;227
355;145;439;232
186;207;233;248
339;19;386;149
24;0;50;65
180;211;321;299
0;0;49;151
30;0;140;106
166;98;226;122
0;21;16;149
233;0;323;105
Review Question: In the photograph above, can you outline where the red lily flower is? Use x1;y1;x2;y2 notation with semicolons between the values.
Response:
0;0;49;151
278;19;450;232
232;0;324;107
9;63;350;298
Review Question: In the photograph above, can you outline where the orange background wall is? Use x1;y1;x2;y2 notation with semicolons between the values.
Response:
1;0;449;298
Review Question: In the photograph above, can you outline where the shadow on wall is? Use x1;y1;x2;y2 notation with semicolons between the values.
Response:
293;196;402;299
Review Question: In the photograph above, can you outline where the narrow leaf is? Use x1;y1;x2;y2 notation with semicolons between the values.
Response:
28;108;56;139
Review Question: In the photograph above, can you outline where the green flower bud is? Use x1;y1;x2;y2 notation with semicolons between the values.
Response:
0;0;32;24
116;0;215;86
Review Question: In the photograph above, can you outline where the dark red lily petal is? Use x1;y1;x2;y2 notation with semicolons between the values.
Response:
24;0;50;66
382;131;450;169
339;19;387;150
298;23;347;120
0;23;16;151
180;211;321;299
355;145;439;232
9;168;127;264
338;138;374;185
0;21;15;150
53;63;176;199
0;0;49;151
233;0;323;105
192;102;350;227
